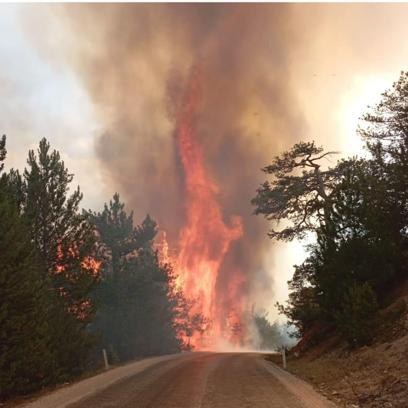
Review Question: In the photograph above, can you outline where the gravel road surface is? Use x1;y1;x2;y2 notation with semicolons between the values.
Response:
23;353;337;408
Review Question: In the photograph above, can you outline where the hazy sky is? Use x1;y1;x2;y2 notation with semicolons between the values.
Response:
0;5;104;210
1;3;407;319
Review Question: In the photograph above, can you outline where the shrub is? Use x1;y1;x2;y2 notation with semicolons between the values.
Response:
335;282;379;347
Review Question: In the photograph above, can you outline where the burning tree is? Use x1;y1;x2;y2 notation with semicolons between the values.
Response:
88;194;183;360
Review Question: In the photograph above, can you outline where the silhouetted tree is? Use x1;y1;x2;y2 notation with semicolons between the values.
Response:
258;72;408;347
252;141;339;241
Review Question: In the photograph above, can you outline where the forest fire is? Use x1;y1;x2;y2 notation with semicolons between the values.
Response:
55;244;102;277
172;69;245;349
54;244;101;321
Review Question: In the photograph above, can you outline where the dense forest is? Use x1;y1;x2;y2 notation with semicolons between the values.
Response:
253;71;408;348
0;135;283;401
2;69;406;401
0;138;206;400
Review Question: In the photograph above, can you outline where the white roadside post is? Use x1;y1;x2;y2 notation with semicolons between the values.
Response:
102;348;109;370
281;347;287;369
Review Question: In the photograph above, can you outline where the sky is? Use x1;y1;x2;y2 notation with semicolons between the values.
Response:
1;3;408;322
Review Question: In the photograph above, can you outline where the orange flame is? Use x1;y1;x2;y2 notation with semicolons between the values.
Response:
55;244;102;277
81;256;102;277
174;68;245;349
54;243;101;321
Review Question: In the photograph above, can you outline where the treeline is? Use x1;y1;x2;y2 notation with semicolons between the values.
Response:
0;138;200;400
253;71;408;347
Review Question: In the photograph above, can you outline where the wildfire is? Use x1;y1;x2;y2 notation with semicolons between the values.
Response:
173;68;245;349
81;256;102;276
55;244;102;277
54;243;101;321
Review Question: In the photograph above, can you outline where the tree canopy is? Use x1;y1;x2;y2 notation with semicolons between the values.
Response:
88;194;182;360
252;141;339;241
255;71;408;347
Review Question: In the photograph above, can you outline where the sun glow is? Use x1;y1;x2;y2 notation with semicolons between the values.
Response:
336;75;392;157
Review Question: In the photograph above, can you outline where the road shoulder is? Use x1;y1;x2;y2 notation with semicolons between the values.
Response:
20;353;196;408
262;356;338;408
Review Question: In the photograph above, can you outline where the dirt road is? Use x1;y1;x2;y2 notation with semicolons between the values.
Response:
56;352;335;408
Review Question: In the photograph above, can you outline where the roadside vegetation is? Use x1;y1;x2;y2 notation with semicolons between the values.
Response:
0;131;283;403
2;66;407;405
254;71;408;406
0;138;203;401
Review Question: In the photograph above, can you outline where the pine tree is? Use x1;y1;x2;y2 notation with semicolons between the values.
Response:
335;283;379;347
0;136;54;400
252;141;339;241
0;193;56;399
88;194;181;360
265;73;408;347
359;71;408;282
0;135;6;173
20;138;99;377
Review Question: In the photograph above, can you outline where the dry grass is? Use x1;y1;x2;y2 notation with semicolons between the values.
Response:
266;295;408;408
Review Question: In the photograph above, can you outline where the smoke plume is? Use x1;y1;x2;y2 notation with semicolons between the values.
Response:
20;3;408;347
39;4;304;347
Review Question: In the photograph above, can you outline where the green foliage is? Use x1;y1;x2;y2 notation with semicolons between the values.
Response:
0;136;101;400
277;259;321;337
88;193;136;276
0;135;202;399
358;71;408;282
359;71;408;162
20;138;98;376
0;200;54;399
23;138;99;301
88;194;182;361
0;139;53;399
23;138;97;288
260;72;408;347
335;283;379;347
